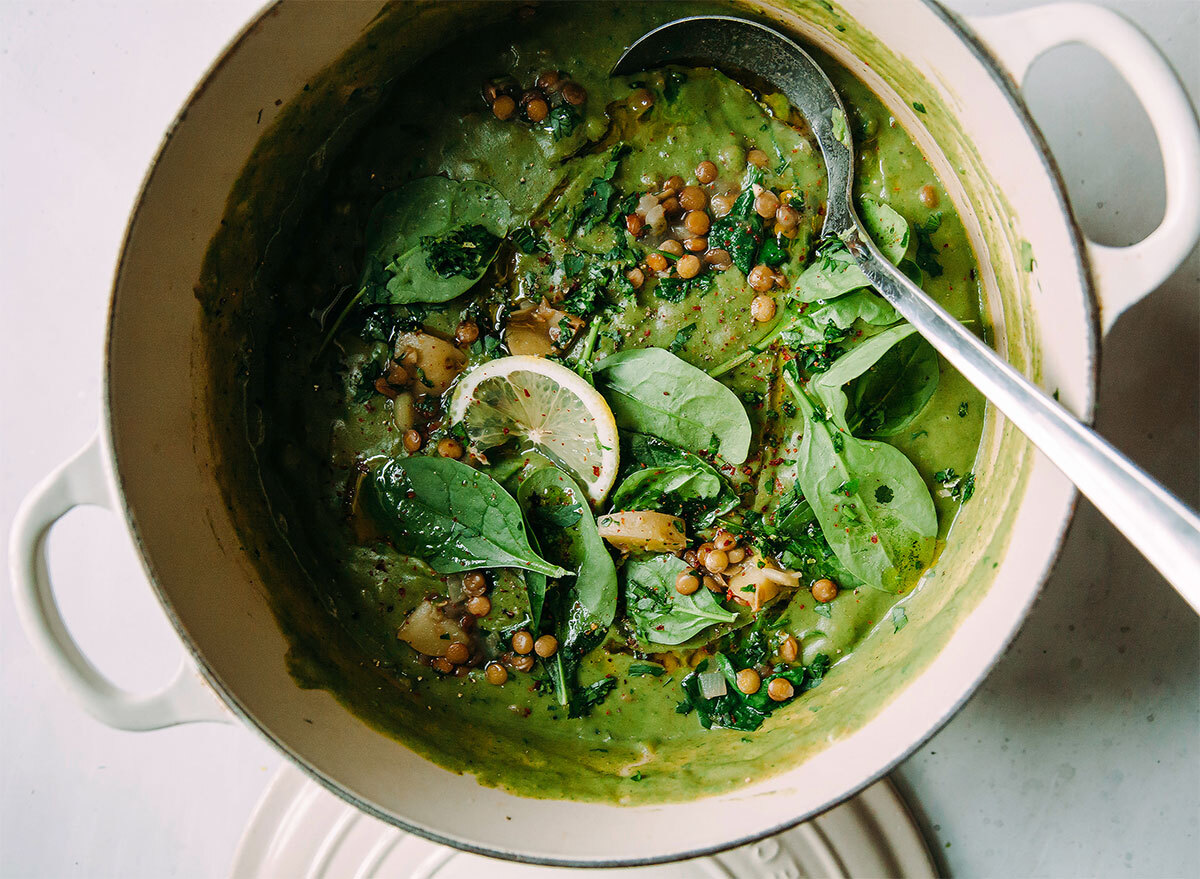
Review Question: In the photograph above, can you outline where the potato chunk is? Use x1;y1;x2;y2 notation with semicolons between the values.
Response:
597;511;687;553
397;600;468;657
394;332;466;395
725;549;800;612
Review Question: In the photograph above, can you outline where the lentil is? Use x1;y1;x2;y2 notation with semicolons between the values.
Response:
437;437;464;459
684;209;711;236
748;265;776;293
736;668;762;695
779;635;799;664
676;254;701;279
466;595;492;617
767;677;795;701
485;662;508;685
511;630;534;654
750;294;777;322
812;578;839;603
534;635;558;658
492;95;516;120
679;185;707;211
454;320;479;346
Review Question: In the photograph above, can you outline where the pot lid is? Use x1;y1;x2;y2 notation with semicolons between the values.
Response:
231;765;934;877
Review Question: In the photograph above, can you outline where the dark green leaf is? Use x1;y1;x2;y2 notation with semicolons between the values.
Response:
364;457;567;577
846;334;940;437
567;676;616;718
358;177;513;305
628;663;666;677
623;554;736;646
669;323;697;353
593;347;752;463
786;372;937;593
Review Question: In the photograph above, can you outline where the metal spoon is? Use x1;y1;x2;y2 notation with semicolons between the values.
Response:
613;15;1200;610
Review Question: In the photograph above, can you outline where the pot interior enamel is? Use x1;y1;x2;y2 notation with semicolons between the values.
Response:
105;0;1089;864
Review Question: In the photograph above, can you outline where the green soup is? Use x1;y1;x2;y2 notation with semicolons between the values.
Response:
245;1;985;803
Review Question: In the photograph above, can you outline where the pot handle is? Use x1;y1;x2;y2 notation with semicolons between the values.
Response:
8;434;230;730
967;2;1200;334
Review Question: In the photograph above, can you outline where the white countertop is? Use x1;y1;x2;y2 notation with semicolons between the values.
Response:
1;1;1196;876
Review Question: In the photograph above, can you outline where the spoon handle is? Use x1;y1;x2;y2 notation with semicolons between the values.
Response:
850;228;1200;609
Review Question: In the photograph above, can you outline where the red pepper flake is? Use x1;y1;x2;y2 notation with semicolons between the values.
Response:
592;465;601;477
870;534;879;544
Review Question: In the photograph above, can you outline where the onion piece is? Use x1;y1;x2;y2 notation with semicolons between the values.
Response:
698;670;728;699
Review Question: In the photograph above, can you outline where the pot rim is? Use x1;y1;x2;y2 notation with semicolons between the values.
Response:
99;0;1096;867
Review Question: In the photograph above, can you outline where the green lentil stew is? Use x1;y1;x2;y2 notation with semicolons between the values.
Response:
243;1;986;802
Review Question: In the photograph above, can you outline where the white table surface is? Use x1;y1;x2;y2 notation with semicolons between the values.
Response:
1;1;1196;876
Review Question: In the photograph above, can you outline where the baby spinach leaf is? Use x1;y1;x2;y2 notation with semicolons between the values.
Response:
358;177;514;305
848;335;940;437
809;323;920;430
786;371;937;593
792;197;909;303
364;457;567;578
708;168;764;274
518;465;619;715
785;291;899;346
623;554;737;646
593;348;752;463
858;196;910;263
517;466;618;637
613;434;739;529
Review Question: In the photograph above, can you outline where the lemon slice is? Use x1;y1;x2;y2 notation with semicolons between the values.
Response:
449;355;619;504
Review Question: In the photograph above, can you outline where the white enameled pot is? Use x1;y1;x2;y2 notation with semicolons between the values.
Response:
11;0;1200;867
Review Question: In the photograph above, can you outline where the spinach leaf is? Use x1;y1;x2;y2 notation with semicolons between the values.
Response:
623;554;736;646
810;323;921;429
612;434;739;529
653;271;714;303
517;466;618;637
914;212;944;278
517;466;619;715
848;335;940;437
708;169;764;274
628;662;666;677
858;196;910;263
571;144;629;234
792;197;908;303
568;676;616;718
364;457;567;577
786;371;937;593
358;177;514;305
669;323;697;353
420;224;501;278
593;348;752;464
680;652;830;732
